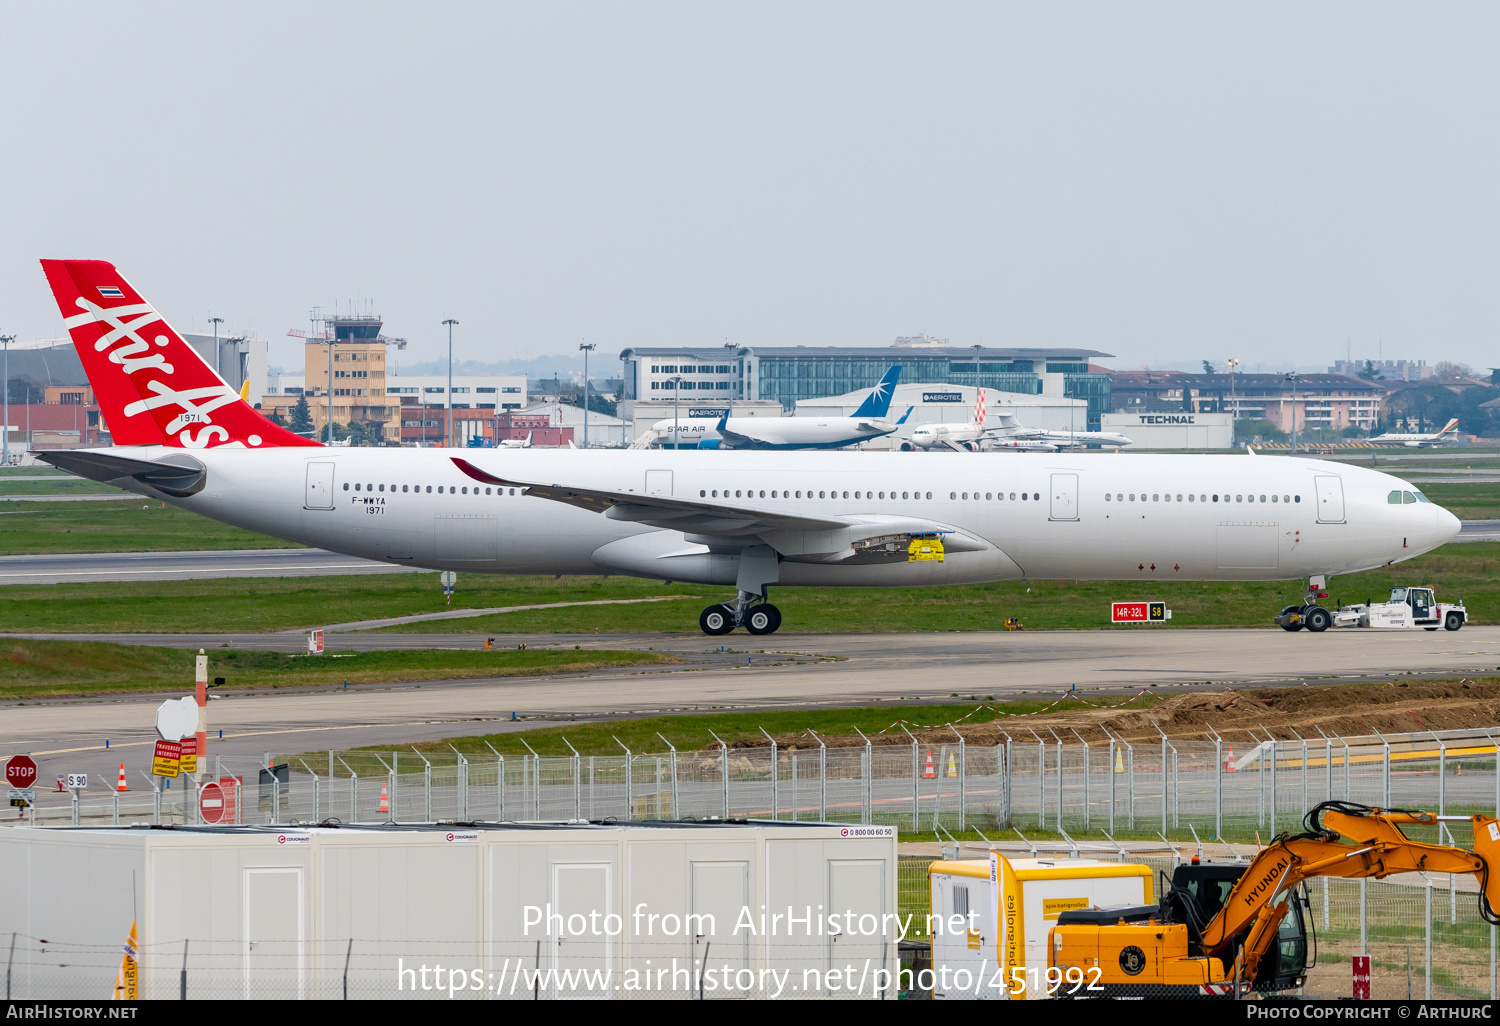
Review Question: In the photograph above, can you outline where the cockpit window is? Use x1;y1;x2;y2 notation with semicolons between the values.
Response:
1414;491;1430;503
1388;490;1403;504
1403;491;1418;504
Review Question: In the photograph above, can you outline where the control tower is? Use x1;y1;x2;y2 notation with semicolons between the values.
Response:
304;310;401;442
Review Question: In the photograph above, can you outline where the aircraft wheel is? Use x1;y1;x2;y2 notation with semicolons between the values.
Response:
1304;606;1332;633
745;604;782;636
1445;612;1464;631
699;605;735;636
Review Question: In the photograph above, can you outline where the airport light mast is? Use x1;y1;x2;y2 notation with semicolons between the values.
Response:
443;319;459;447
209;317;225;381
1286;371;1300;453
0;334;13;466
669;375;683;449
579;341;596;449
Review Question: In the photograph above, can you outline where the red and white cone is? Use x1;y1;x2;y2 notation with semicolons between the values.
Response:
923;750;935;779
379;781;390;814
117;763;128;792
1224;746;1236;773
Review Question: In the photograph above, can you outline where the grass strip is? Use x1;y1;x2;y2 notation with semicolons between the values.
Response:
0;638;677;699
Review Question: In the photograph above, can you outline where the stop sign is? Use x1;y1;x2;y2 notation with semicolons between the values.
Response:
199;781;226;824
5;756;37;790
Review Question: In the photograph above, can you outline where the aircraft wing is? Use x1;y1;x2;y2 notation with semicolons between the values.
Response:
450;456;989;558
451;457;844;534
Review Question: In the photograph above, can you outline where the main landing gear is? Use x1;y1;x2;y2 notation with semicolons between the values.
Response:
699;591;782;636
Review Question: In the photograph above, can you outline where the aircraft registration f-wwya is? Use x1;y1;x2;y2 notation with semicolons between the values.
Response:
37;259;1461;636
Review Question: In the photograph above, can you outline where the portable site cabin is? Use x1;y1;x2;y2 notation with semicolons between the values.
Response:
928;855;1153;1000
0;821;897;1000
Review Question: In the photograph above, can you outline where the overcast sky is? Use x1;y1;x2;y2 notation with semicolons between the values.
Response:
3;3;1496;375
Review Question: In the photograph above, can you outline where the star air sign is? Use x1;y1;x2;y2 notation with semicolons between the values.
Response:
1111;601;1172;624
153;696;200;777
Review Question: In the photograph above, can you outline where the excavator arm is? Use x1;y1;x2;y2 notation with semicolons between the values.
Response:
1200;802;1500;985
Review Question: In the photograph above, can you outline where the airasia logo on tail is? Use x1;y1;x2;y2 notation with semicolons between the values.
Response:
39;260;319;449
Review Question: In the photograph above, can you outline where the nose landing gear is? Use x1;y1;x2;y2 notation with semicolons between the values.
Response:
699;591;782;636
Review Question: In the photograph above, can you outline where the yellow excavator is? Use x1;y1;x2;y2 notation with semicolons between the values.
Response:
1050;801;1500;998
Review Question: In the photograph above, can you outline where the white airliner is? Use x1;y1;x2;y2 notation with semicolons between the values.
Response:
904;389;1134;452
645;365;910;450
1369;418;1461;448
36;259;1461;637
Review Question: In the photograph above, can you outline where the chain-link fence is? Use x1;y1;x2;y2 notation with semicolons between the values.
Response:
14;726;1499;844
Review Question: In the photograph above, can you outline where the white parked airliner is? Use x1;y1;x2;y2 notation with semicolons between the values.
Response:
37;259;1462;636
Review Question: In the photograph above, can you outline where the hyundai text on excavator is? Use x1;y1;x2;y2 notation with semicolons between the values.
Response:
1049;802;1500;998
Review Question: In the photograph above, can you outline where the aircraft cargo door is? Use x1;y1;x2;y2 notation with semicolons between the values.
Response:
304;462;334;510
1049;474;1078;521
1314;475;1345;523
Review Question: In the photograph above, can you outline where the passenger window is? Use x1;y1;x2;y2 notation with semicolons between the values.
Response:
1283;495;1289;503
843;491;849;499
1260;495;1266;502
1176;494;1182;502
1212;495;1219;502
1271;494;1277;502
1034;493;1039;501
426;486;432;493
1152;494;1159;502
1388;490;1403;504
343;483;350;491
1022;492;1028;501
1295;495;1301;502
985;492;991;500
700;490;707;497
902;491;909;499
378;484;384;492
354;483;361;491
1188;494;1194;502
950;492;957;500
760;490;766;498
926;492;933;500
1236;494;1242;502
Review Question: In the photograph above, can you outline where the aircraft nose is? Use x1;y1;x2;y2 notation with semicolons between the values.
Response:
1438;505;1462;544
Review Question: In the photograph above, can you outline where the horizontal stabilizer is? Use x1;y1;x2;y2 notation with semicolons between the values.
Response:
36;449;206;497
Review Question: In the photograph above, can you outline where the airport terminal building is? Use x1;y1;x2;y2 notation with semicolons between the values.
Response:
620;345;1114;427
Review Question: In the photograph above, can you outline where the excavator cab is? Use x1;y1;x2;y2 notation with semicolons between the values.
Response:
1169;862;1310;992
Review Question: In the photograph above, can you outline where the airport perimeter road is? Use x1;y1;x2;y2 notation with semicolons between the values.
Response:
0;548;426;585
5;627;1500;786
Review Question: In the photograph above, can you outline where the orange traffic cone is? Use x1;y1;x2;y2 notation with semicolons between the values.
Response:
116;763;128;792
379;781;390;814
923;750;935;779
1224;746;1236;774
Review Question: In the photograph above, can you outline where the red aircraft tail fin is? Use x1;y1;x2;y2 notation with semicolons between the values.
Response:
39;259;320;449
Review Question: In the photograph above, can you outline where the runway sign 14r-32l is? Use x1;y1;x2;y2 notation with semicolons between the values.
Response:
1111;601;1172;623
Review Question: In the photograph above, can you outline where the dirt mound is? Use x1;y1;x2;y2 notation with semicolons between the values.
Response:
717;678;1500;751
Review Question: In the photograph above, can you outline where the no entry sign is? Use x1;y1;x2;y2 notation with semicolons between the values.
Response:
5;755;37;790
200;781;226;824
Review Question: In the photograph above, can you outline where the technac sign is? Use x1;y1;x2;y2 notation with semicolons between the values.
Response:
1136;414;1199;425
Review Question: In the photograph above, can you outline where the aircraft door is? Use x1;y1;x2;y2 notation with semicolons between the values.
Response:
304;462;335;510
1049;473;1078;521
1314;475;1345;523
645;469;673;496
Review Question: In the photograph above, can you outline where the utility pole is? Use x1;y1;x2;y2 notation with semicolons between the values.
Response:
1227;358;1239;421
209;317;225;381
1;334;14;467
443;319;458;448
669;375;683;449
1286;371;1300;453
325;338;335;444
578;342;596;449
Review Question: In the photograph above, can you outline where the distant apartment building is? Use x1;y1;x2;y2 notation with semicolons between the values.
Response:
1328;359;1432;382
383;374;527;411
1111;371;1383;432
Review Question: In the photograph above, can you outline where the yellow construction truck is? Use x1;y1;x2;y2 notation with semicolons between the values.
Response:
1049;802;1500;998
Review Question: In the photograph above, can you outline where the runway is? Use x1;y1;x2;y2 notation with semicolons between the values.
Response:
0;547;423;585
6;626;1499;786
1456;519;1500;543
